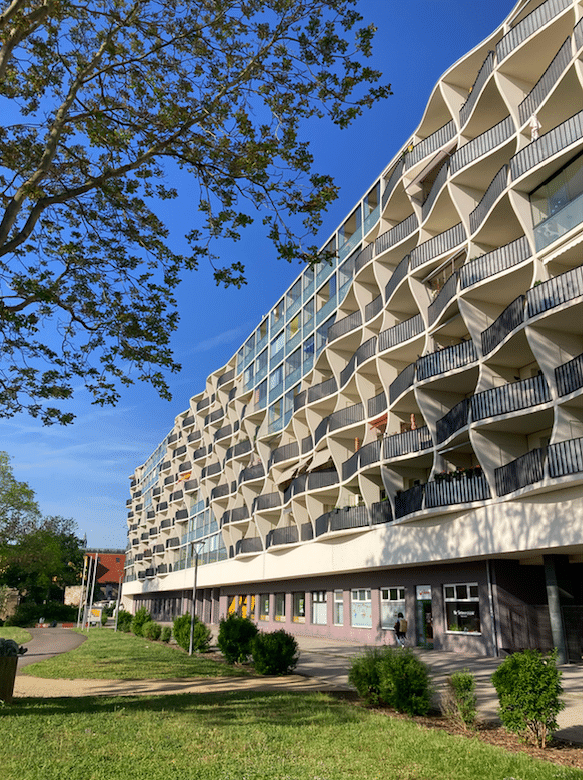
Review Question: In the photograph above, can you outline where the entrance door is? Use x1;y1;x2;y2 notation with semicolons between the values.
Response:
416;585;433;648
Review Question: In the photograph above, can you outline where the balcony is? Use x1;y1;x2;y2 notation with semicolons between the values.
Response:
253;492;282;512
417;340;478;382
214;424;232;442
204;407;224;427
217;368;235;387
389;362;416;404
307;376;337;403
469;165;508;234
495;448;545;495
555;353;583;396
270;441;299;469
459;51;496;127
267;526;299;548
328;310;362;342
375;213;418;255
496;0;571;62
368;390;386;418
354;242;375;274
410;222;466;270
452;116;515;176
481;296;525;355
239;463;265;483
428;273;458;326
231;505;250;523
395;484;425;519
547;437;583;478
359;439;381;468
236;537;263;555
459;236;531;290
370;500;393;525
211;483;231;500
383;426;433;460
471;374;551;421
404;120;456;170
381;158;404;208
436;399;470;444
328;505;369;534
329;402;365;433
526;265;583;318
425;472;491;508
519;37;572;126
510;110;583;181
365;293;383;322
384;254;409;305
160;518;172;529
422;159;449;221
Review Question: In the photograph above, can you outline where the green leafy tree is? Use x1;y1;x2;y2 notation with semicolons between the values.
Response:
0;0;391;424
0;451;40;545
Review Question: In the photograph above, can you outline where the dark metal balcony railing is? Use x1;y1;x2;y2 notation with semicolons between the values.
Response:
178;460;192;473
307;376;337;403
375;213;418;255
470;165;508;234
410;222;466;270
471;374;551;421
183;479;198;491
576;16;583;50
211;483;230;500
314;416;329;444
205;407;224;426
481;295;525;355
193;446;207;460
340;352;357;387
253;492;282;511
555;353;583;396
436;398;470;444
395;484;425;519
302;435;313;454
526;265;583;318
496;0;571;62
328;504;369;533
547;437;583;478
187;430;202;443
452;117;515;176
495;448;545;495
214;424;232;441
175;509;188;520
365;293;383;322
327;309;362;342
381;158;404;209
314;511;333;537
422;159;449;221
284;473;307;502
459;51;496;127
301;522;314;541
379;314;424;352
383;426;432;460
267;525;299;548
460;235;531;289
417;340;478;382
428;272;458;326
233;439;252;458
359;439;382;468
356;336;377;367
370;500;393;525
196;395;211;411
231;505;250;523
204;461;222;477
307;469;338;490
160;518;172;529
389;362;416;404
384;254;410;304
217;368;235;387
342;450;361;481
510;110;583;180
425;473;491;508
368;390;386;418
239;463;265;482
354;242;375;274
329;402;365;432
270;441;300;467
519;37;572;126
404;120;456;169
236;537;263;555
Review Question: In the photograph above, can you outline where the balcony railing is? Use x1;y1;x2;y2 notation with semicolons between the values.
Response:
307;376;337;403
519;37;572;126
356;337;377;367
368;390;386;418
459;235;531;289
187;430;202;443
217;368;235;387
329;504;369;533
231;505;250;523
370;500;393;525
459;51;496;127
211;483;231;500
379;314;424;352
307;469;338;490
314;416;328;445
510;110;583;180
365;293;383;322
526;265;583;318
404;120;456;170
383;426;433;460
239;463;265;483
481;295;525;354
384;262;410;314
547;437;583;478
314;511;333;537
389;362;416;404
496;0;571;62
410;222;466;270
302;435;313;454
267;525;299;548
342;450;360;481
253;492;282;511
214;424;232;442
270;441;299;468
375;213;418;255
284;473;307;502
428;272;458;326
436;398;470;444
425;472;491;508
354;242;375;274
236;537;263;555
381;158;404;208
422;159;449;221
555;353;583;396
329;402;365;432
451;116;516;175
327;309;362;342
495;448;545;495
359;439;382;468
470;165;508;234
233;439;252;458
417;340;478;382
471;374;551;421
340;351;357;388
394;484;425;519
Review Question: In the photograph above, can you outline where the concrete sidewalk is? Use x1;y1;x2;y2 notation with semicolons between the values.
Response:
292;634;583;745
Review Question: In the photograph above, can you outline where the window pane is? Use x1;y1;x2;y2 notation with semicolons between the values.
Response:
445;601;481;633
293;592;305;623
334;589;344;625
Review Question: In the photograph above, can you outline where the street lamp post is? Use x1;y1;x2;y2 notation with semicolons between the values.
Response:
188;541;205;656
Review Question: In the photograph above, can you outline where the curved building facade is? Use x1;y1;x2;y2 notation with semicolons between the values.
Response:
124;0;583;660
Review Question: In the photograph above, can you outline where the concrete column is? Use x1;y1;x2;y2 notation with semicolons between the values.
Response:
544;555;567;664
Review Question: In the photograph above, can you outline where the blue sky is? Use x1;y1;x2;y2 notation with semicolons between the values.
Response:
2;0;513;549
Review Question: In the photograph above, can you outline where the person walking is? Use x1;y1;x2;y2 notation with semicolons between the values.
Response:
394;612;408;647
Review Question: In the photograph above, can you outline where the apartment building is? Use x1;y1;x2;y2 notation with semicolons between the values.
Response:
123;0;583;661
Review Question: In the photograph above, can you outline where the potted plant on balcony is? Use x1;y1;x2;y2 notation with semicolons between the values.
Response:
0;638;28;703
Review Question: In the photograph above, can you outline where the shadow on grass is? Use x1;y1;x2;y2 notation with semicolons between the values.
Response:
3;690;365;728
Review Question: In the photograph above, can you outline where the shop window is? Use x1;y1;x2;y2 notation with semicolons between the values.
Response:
292;592;305;623
380;587;405;630
312;591;327;625
444;583;481;634
275;592;286;621
351;588;372;628
333;589;344;625
259;594;270;621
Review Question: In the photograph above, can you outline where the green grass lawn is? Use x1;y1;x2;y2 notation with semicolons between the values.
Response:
21;628;250;680
0;627;32;644
1;691;580;780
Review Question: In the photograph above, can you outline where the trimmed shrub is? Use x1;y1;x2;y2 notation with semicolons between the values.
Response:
378;647;432;716
130;606;152;637
191;620;212;653
160;626;171;643
116;610;133;632
217;613;258;664
100;611;108;626
5;601;77;627
348;646;391;706
491;648;564;748
252;630;299;675
172;614;212;653
441;668;477;730
143;620;162;641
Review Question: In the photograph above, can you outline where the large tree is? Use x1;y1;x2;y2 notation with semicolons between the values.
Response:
0;450;40;544
0;0;390;424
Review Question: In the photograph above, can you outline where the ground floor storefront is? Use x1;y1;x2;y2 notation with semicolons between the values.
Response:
130;554;582;662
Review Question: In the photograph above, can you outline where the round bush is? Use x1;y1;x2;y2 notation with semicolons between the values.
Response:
252;629;299;675
160;626;171;643
378;647;432;716
172;614;212;653
116;610;133;632
217;613;258;664
143;620;162;641
130;606;152;637
348;646;391;706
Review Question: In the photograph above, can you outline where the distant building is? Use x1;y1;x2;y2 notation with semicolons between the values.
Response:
123;0;583;661
65;549;125;606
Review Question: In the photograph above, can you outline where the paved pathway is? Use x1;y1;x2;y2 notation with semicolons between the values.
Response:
12;627;583;745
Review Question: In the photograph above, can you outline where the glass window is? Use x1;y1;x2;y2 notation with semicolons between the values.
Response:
256;348;268;372
444;583;481;634
269;365;283;390
286;348;301;375
275;592;285;621
351;588;372;628
312;591;327;625
287;279;302;308
303;266;314;291
292;592;305;623
259;594;270;622
287;314;300;339
380;587;405;630
303;296;314;326
333;589;344;625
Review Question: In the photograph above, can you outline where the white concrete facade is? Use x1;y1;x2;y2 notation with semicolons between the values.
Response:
124;0;583;659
